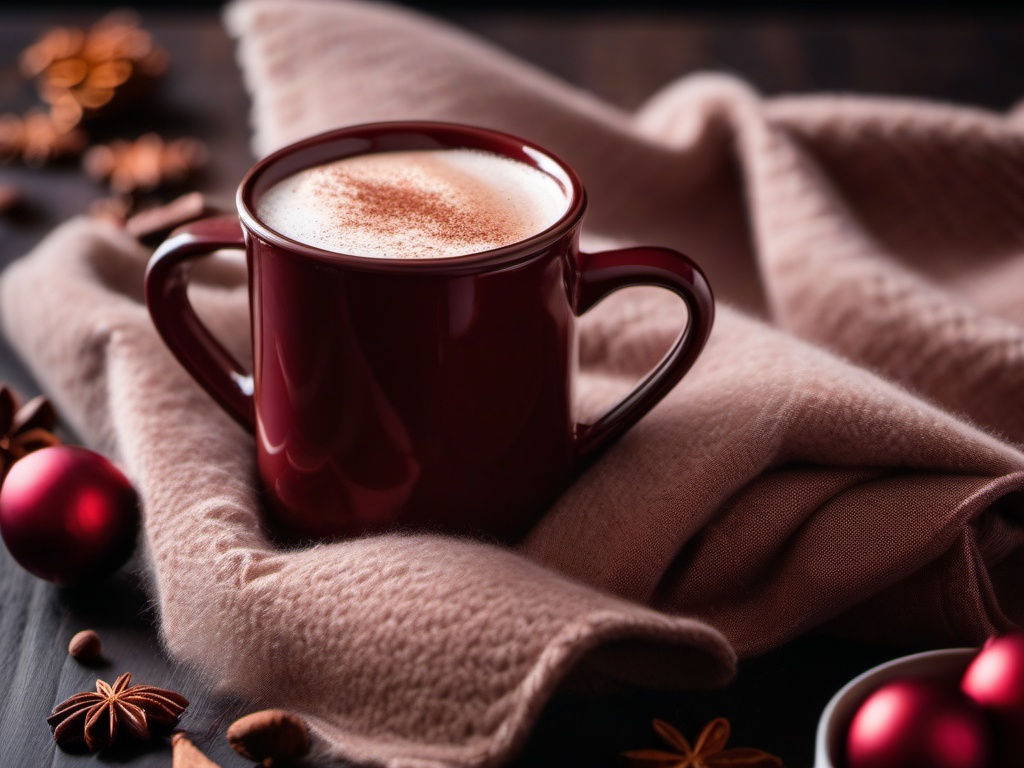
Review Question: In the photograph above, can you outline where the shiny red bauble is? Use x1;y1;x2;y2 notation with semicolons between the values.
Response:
962;632;1024;716
0;446;138;586
962;632;1024;766
845;677;993;768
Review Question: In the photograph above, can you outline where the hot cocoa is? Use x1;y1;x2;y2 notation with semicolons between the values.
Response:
256;148;569;258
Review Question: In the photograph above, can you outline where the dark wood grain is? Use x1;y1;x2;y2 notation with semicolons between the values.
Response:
452;11;1024;112
0;13;257;768
0;8;1020;767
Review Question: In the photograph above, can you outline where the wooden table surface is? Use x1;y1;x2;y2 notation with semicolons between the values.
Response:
1;7;1021;767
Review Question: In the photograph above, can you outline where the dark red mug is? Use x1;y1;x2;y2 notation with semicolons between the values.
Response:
145;122;713;542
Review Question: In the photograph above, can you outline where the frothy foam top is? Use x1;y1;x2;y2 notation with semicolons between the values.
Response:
256;148;570;258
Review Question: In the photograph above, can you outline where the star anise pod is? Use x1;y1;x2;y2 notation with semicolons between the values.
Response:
19;12;168;131
622;718;783;768
83;133;206;195
47;672;189;753
0;109;87;167
0;384;60;483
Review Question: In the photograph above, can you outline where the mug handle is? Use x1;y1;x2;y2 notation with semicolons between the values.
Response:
571;246;714;462
144;215;256;431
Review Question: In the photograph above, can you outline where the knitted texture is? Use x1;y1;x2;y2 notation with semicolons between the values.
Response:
2;0;1024;765
0;220;734;768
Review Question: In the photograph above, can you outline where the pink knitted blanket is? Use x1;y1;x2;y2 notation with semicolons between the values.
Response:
3;0;1024;765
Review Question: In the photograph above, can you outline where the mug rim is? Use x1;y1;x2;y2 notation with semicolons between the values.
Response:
236;120;587;273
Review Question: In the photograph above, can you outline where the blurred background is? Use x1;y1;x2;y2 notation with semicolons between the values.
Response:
7;0;1023;9
3;0;1021;112
0;3;1023;766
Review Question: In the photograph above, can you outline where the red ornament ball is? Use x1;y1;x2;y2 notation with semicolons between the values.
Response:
962;632;1024;765
845;677;993;768
962;632;1024;716
0;446;138;586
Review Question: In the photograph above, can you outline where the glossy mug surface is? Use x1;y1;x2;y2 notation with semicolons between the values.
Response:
145;122;714;542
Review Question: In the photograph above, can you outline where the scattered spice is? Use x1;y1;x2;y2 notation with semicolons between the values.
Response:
0;109;87;166
83;133;206;195
47;671;189;752
19;11;168;130
172;733;222;768
0;384;60;483
125;191;223;245
621;718;783;768
67;629;103;662
8;13;209;225
227;709;310;766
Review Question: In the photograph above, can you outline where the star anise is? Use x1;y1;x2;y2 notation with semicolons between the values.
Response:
0;109;87;167
622;718;783;768
83;133;206;195
0;384;60;483
19;12;168;131
47;672;189;753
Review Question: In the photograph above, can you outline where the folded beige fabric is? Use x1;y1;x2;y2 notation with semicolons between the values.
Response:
3;0;1024;766
228;0;1024;645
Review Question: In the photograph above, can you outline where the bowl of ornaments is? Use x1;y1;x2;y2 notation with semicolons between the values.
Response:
815;632;1024;768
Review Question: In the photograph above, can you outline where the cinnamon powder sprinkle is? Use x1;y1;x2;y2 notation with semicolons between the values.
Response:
313;171;519;256
256;149;568;259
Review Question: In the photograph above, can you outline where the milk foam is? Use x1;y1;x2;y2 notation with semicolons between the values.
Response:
256;149;570;258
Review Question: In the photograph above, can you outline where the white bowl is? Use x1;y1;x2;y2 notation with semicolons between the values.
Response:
813;647;976;768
